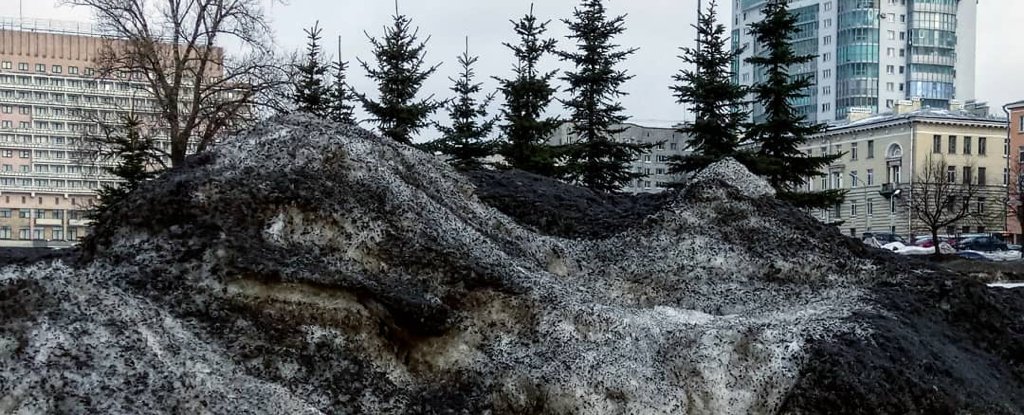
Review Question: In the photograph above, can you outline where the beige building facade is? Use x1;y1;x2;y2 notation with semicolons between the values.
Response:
0;19;173;247
804;101;1009;239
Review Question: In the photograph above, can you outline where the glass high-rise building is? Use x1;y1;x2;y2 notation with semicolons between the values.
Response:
732;0;977;123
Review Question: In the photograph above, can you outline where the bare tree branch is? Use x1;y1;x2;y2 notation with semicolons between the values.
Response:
902;155;1003;255
61;0;287;167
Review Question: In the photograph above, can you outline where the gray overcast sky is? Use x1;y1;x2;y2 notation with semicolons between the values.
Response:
2;0;1023;132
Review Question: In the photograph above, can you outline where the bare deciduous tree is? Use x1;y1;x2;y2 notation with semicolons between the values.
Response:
902;156;999;255
63;0;287;167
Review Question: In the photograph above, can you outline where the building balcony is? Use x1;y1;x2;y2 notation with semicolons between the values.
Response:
879;182;906;198
35;218;62;226
68;219;92;227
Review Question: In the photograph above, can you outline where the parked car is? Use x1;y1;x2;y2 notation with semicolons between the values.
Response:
864;232;905;245
912;235;956;248
956;235;1009;252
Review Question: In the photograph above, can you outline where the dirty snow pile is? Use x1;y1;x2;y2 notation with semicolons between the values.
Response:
3;115;1023;414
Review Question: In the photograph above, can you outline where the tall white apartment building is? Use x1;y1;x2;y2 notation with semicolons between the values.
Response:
731;0;978;123
0;19;178;247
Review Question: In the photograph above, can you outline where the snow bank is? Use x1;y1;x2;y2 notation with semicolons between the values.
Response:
2;115;1018;414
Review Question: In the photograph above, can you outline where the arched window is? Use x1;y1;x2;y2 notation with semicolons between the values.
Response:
887;143;903;159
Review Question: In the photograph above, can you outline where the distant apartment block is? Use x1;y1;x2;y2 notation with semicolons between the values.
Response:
732;0;977;123
0;18;218;247
546;122;692;193
801;100;1008;239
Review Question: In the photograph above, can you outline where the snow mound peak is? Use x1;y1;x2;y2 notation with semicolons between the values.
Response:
692;157;775;198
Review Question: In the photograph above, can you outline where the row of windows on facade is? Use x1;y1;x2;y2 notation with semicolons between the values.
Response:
0;74;144;91
1;163;101;174
629;180;673;190
0;104;161;122
0;177;108;189
841;225;989;239
0;208;86;220
812;165;1007;191
1;61;96;76
816;136;1005;162
0;90;159;112
0;149;92;160
826;196;993;222
0;226;83;241
931;135;995;156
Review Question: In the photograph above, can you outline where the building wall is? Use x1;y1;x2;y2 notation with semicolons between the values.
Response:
733;0;977;122
803;109;1008;239
0;20;221;247
1006;103;1024;241
547;122;692;193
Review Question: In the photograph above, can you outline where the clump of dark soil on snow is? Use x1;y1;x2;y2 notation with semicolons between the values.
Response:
2;115;1023;414
465;168;674;239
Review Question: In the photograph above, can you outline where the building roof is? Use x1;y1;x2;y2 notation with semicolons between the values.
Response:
624;119;685;130
1004;100;1024;111
821;107;1008;136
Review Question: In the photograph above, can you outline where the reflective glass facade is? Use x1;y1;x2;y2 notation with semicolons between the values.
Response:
908;0;958;107
836;0;880;118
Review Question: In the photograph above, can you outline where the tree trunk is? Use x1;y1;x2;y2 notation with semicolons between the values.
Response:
932;229;941;257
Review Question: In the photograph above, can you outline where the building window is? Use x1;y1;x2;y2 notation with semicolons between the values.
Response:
35;64;45;73
1004;167;1010;186
85;68;95;76
32;228;42;240
52;228;63;240
948;136;957;154
51;65;62;74
1;121;9;129
0;209;9;218
867;199;874;216
867;169;874;185
850;202;858;217
69;66;79;75
932;135;941;153
979;137;987;155
947;166;956;183
0;226;9;239
18;209;28;218
964;136;971;155
1020;116;1024;132
886;66;894;75
17;63;27;71
867;140;874;159
850;143;858;160
1007;139;1012;157
963;166;972;184
18;229;28;240
0;61;9;69
18;150;28;158
977;167;987;186
68;228;78;240
851;171;859;188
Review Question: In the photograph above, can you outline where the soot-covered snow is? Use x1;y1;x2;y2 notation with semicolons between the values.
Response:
2;115;1023;414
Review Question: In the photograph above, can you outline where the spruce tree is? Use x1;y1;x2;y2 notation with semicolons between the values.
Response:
667;0;750;175
558;0;649;192
357;8;443;145
745;0;843;208
292;22;332;117
90;115;161;220
432;39;497;169
327;39;357;124
494;4;562;177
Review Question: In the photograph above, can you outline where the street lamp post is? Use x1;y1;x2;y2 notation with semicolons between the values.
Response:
890;188;902;234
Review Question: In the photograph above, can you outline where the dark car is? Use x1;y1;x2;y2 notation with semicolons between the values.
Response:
956;235;1009;252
